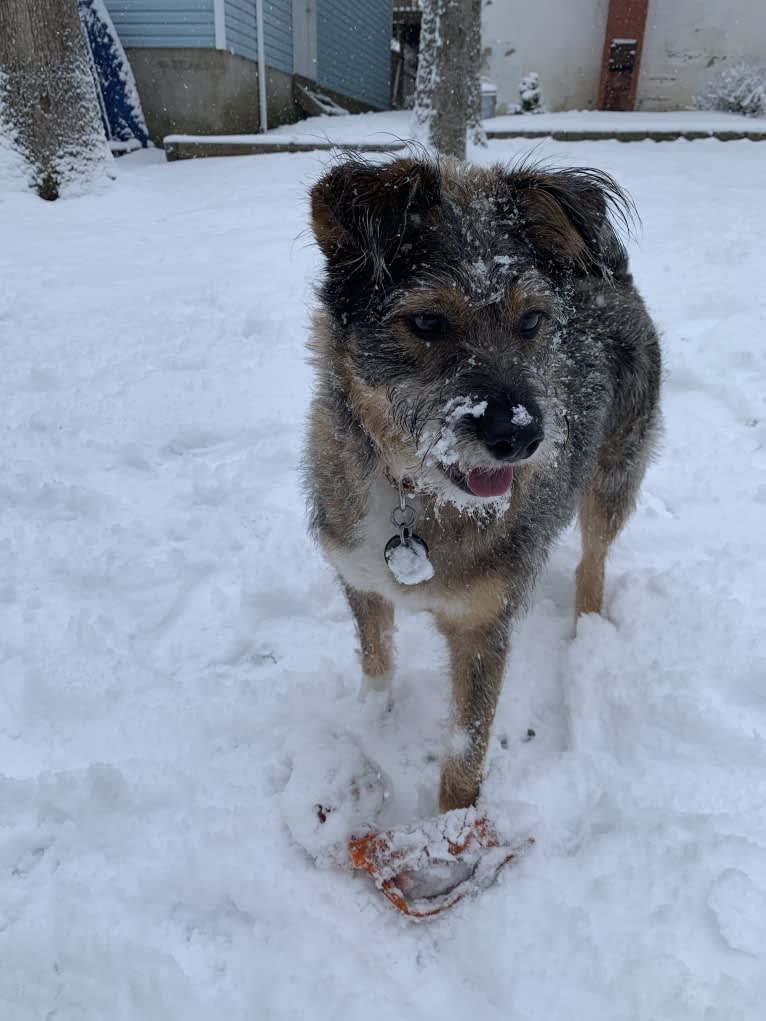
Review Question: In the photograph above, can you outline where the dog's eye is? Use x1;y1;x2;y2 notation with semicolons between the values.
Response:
408;314;447;339
518;311;544;338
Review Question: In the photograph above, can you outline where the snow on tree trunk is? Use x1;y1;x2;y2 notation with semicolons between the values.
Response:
414;0;479;160
413;0;439;134
0;0;112;200
0;75;29;191
429;0;470;160
466;0;487;147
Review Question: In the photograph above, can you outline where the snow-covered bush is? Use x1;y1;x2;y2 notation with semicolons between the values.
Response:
694;63;766;118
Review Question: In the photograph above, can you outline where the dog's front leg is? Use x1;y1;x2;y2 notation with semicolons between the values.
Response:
343;585;395;702
435;612;510;812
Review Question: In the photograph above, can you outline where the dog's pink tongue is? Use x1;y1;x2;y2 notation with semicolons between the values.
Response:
465;466;514;498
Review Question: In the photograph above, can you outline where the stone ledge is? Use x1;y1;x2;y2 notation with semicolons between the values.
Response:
164;137;408;161
485;128;766;142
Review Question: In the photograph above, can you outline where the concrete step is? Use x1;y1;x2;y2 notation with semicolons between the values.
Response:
164;135;407;161
485;127;766;142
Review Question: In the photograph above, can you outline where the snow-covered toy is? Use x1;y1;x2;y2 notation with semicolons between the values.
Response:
348;809;533;919
281;732;531;919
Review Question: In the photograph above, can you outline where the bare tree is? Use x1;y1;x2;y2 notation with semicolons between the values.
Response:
414;0;484;159
0;0;111;199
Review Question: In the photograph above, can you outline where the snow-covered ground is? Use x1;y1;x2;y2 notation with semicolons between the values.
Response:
486;109;766;133
163;108;766;148
2;131;766;1019
162;109;766;150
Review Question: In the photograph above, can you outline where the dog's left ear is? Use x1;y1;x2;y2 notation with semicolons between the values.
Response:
310;157;441;276
511;167;632;276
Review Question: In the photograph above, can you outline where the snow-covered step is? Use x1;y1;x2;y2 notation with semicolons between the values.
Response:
486;109;766;141
163;134;408;161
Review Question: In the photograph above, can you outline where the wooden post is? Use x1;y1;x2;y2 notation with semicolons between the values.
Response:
597;0;649;112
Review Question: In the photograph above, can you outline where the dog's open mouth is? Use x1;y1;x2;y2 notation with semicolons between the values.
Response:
445;465;514;498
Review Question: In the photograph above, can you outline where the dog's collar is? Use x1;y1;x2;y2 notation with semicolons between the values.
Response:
382;466;417;495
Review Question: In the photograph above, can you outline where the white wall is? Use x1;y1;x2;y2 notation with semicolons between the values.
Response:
482;0;608;113
637;0;766;110
481;0;766;113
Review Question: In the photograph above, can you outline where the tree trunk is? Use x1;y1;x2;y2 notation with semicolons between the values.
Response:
414;0;479;160
430;0;471;160
466;0;487;146
0;0;111;199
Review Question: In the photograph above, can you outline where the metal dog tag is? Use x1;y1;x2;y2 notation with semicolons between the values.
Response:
384;533;434;585
384;480;434;585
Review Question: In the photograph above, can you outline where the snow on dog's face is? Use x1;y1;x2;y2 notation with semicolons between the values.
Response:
310;155;631;507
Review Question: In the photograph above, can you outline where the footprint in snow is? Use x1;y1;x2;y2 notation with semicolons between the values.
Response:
708;868;766;957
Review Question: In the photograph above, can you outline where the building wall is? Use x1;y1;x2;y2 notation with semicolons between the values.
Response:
106;0;292;71
263;0;293;74
637;0;766;110
105;0;390;137
481;0;766;113
126;47;295;138
225;0;257;60
225;0;293;72
316;0;390;109
105;0;215;48
482;0;607;113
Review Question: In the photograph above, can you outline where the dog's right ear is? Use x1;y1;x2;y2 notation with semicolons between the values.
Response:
310;158;441;274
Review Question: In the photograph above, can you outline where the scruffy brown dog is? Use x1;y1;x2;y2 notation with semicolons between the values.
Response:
305;156;661;813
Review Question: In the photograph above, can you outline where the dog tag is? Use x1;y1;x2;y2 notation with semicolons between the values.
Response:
384;533;434;585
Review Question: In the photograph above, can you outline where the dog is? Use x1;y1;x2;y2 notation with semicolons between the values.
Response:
305;155;661;813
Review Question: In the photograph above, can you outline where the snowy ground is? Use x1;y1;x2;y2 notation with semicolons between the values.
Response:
2;131;766;1020
486;109;766;134
162;108;766;148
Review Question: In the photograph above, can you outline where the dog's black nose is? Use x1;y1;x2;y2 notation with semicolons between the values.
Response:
478;402;544;462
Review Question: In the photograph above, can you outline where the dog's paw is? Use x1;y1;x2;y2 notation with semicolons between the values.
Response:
357;671;393;710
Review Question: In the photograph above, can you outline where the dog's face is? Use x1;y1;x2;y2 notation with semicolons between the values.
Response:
310;157;629;507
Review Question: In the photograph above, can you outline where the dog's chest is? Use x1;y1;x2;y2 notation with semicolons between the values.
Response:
324;479;448;611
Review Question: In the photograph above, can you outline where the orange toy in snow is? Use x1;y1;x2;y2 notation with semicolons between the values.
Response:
348;808;533;919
